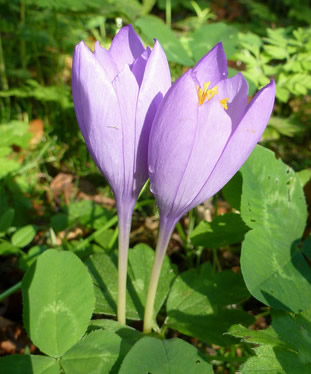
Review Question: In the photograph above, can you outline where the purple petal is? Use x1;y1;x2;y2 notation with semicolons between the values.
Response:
148;71;199;216
171;99;232;218
181;79;276;214
94;41;118;81
130;47;151;87
112;64;139;197
217;72;249;130
192;43;227;87
134;40;171;193
72;41;124;196
109;25;145;72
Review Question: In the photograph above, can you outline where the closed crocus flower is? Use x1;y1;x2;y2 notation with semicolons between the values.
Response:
72;25;171;325
143;42;275;333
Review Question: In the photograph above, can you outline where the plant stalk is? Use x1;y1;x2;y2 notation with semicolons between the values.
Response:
116;200;135;325
143;216;176;333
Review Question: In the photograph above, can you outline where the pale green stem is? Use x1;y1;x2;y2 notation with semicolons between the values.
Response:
143;216;176;333
166;0;171;28
116;200;135;325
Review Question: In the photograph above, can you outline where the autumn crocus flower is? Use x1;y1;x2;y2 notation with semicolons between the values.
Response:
143;43;275;332
72;25;171;324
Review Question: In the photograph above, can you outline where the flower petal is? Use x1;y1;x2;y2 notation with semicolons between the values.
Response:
181;79;276;215
217;72;249;130
112;64;140;198
171;99;232;218
134;40;171;194
149;71;199;216
72;41;123;195
94;41;118;81
130;47;151;87
192;42;227;87
109;25;145;72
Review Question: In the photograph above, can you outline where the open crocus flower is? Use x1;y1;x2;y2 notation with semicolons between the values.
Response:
143;42;275;333
72;25;171;325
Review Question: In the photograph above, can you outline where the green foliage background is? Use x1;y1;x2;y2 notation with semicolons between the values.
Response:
0;0;310;373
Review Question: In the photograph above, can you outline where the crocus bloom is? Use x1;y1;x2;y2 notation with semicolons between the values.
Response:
143;43;275;332
72;25;171;324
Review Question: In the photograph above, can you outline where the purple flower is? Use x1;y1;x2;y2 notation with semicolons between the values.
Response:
149;42;275;222
72;25;171;324
143;43;275;333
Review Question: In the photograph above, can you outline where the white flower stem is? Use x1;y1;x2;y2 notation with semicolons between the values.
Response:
117;201;134;325
143;216;176;333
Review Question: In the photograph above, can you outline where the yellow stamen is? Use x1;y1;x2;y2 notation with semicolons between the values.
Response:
220;98;229;110
196;81;218;106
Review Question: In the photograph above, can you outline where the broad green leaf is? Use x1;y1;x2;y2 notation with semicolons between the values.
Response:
18;245;49;271
88;319;142;338
0;158;20;178
241;345;311;374
190;213;248;248
228;324;284;346
86;243;175;320
22;249;95;357
51;201;114;232
118;336;213;374
297;169;311;187
0;121;31;147
190;23;239;60
61;329;141;374
302;235;311;261
0;355;59;374
11;225;37;248
135;15;193;66
67;200;113;229
229;309;311;372
166;263;253;345
272;309;311;363
0;208;14;233
0;239;20;255
240;146;310;312
93;229;115;249
222;171;243;210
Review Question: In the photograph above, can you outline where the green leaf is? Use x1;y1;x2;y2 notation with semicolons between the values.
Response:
0;158;20;178
302;235;311;261
272;309;311;363
191;23;239;61
22;249;95;357
241;345;311;374
166;263;253;346
228;324;284;346
61;329;141;374
51;201;114;232
297;169;311;187
230;309;311;373
0;240;20;255
18;245;49;271
0;355;59;374
240;146;310;313
11;225;37;248
190;213;248;248
135;15;193;66
264;45;288;59
93;229;115;249
0;208;14;233
222;171;243;210
88;319;142;338
118;336;213;374
86;243;175;320
0;121;31;148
